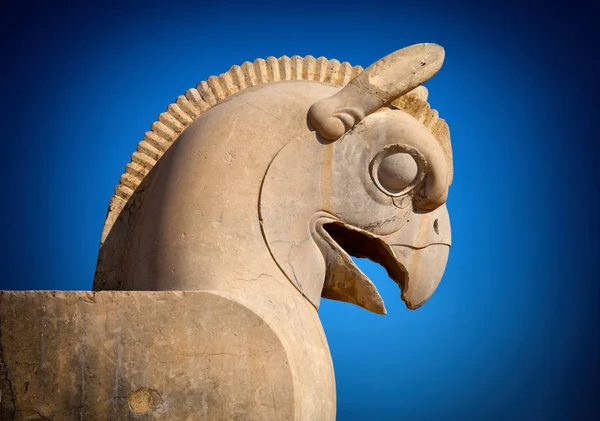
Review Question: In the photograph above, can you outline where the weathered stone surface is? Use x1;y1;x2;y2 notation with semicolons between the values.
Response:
308;43;445;141
94;47;453;295
1;44;456;421
0;291;299;420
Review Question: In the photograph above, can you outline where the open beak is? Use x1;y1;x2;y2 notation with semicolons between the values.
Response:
381;204;451;309
320;203;451;313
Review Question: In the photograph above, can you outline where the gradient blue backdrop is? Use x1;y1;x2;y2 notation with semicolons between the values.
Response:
1;1;598;420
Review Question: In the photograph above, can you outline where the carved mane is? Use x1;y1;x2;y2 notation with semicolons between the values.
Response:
94;55;453;290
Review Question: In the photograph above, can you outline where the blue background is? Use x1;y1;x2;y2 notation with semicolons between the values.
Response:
1;1;598;419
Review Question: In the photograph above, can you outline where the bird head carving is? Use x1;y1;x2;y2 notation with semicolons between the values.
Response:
260;44;453;314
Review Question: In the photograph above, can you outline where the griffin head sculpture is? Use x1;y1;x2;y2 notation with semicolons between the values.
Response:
94;43;453;420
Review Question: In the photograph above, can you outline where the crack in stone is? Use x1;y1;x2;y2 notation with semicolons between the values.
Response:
234;273;272;284
22;409;51;420
361;213;402;230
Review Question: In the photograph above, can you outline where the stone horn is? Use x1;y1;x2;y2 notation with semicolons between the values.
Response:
308;43;445;141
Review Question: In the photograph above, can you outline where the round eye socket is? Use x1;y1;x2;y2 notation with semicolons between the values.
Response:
377;152;418;191
370;144;426;196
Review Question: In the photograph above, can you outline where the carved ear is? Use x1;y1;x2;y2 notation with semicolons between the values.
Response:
308;43;445;141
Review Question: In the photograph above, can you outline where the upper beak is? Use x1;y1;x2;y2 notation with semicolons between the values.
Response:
381;204;451;309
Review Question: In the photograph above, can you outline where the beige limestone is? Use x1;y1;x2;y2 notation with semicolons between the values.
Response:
0;291;298;420
1;44;455;420
308;44;445;141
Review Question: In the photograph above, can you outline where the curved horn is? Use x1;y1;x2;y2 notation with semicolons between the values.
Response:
308;43;445;141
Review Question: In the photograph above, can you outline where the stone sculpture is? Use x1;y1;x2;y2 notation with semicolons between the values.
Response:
0;43;453;420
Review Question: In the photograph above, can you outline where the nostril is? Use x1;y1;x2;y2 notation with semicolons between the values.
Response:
433;219;439;235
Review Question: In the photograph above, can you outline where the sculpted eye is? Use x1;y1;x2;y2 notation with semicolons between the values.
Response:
370;144;427;196
378;152;418;191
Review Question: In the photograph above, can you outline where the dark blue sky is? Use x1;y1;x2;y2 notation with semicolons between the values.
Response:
1;1;598;420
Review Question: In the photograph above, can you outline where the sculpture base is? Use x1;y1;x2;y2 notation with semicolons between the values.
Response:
0;291;295;420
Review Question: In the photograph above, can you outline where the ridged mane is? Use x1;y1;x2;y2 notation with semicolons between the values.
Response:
95;55;452;290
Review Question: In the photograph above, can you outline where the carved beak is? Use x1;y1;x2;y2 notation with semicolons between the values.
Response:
390;243;450;309
321;204;451;313
381;204;451;309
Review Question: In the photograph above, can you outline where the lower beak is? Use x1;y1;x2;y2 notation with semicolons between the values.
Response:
381;204;451;310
